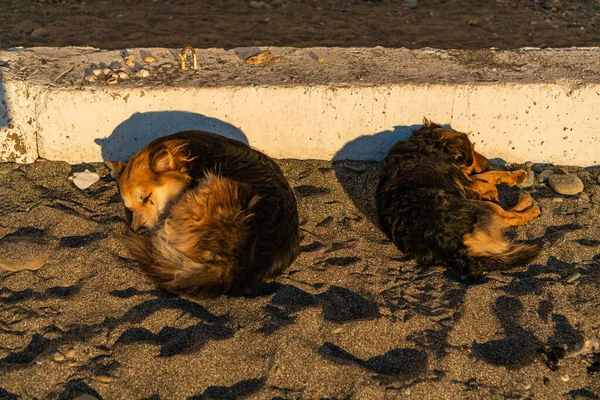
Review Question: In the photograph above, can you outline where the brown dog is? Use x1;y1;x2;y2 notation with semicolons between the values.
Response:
376;119;541;277
107;131;300;297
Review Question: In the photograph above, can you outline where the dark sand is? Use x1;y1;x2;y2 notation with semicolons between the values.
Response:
0;160;598;399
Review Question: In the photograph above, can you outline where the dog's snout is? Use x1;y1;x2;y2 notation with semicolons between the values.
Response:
134;226;147;235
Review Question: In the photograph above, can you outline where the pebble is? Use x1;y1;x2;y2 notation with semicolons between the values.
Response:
524;161;534;169
117;71;129;80
272;0;284;6
549;173;584;195
53;352;65;362
110;61;122;70
107;76;118;85
532;164;544;173
92;68;103;76
135;69;150;78
565;272;581;284
250;1;266;9
31;28;49;38
404;0;418;9
96;375;113;383
538;170;554;183
125;55;135;66
560;375;570;382
332;327;343;334
519;170;535;188
143;56;157;63
343;161;367;173
552;197;564;203
65;349;76;358
523;383;532;390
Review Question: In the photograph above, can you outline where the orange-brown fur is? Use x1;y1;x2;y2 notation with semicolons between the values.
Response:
107;131;300;297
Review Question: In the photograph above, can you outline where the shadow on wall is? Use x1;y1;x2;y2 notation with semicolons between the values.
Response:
332;124;421;226
95;111;249;162
0;75;9;127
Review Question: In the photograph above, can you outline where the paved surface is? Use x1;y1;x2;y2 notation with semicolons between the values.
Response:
0;160;599;399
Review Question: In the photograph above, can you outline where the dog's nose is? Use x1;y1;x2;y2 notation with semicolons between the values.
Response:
134;226;147;235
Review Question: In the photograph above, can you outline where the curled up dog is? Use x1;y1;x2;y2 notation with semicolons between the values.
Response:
107;131;300;297
375;118;542;277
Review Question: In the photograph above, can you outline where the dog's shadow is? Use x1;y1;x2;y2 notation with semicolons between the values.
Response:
332;124;420;226
95;111;249;162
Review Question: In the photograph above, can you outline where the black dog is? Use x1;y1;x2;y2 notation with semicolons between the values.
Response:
375;119;541;276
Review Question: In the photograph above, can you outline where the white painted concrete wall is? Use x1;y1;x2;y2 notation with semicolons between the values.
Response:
32;84;599;166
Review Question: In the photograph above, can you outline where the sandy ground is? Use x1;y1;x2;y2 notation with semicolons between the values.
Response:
0;159;598;399
0;0;599;51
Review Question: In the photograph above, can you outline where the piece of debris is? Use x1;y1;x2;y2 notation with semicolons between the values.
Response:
125;55;135;66
53;352;65;362
143;56;157;63
69;169;100;190
117;71;129;80
180;45;198;70
96;375;113;383
548;173;584;195
107;76;118;85
565;272;581;283
84;74;97;82
272;56;282;63
245;50;273;66
135;69;150;78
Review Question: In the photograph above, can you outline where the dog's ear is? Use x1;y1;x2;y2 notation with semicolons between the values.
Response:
151;148;177;173
423;117;440;130
106;161;127;180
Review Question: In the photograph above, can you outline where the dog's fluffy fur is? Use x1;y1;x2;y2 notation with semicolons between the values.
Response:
107;131;300;297
375;119;542;277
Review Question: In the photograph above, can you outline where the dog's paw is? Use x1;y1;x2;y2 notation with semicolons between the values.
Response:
512;170;528;185
514;192;533;211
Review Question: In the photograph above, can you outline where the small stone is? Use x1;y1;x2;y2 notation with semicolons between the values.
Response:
403;388;412;395
404;0;418;9
275;366;282;375
250;1;266;9
560;375;570;382
519;170;535;188
332;327;343;334
565;272;581;284
53;352;65;362
317;57;325;63
65;349;76;358
271;0;284;6
84;74;97;82
523;383;531;390
538;170;554;183
92;68;103;76
549;173;584;195
125;55;136;66
245;50;273;65
272;57;281;63
96;375;113;383
524;161;534;169
343;161;367;173
135;69;150;78
532;164;543;173
31;28;49;38
110;61;122;70
107;76;118;85
102;68;112;75
553;197;564;203
117;71;129;80
143;56;157;63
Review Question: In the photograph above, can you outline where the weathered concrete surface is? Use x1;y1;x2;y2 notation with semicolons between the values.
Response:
0;160;599;399
1;46;600;164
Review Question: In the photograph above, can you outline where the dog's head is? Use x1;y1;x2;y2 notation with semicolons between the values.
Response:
421;118;489;174
106;140;193;232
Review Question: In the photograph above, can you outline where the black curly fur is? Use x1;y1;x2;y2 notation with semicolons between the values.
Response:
375;122;541;277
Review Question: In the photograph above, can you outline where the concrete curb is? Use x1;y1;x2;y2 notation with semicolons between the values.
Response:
1;46;599;165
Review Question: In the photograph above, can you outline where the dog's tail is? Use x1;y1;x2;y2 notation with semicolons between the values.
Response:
463;228;542;275
125;173;259;297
